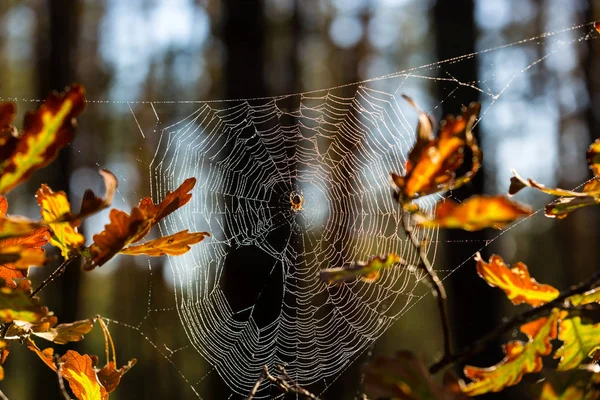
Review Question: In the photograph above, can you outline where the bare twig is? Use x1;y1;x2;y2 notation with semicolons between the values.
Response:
247;365;321;400
401;213;452;365
0;389;9;400
54;354;71;400
429;268;600;374
30;257;76;298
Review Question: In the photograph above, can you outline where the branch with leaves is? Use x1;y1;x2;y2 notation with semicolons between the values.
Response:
0;85;209;399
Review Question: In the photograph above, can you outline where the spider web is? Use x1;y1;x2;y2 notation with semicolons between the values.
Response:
11;20;598;400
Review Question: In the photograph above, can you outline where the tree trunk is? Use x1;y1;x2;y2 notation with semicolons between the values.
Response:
34;1;81;399
433;0;503;389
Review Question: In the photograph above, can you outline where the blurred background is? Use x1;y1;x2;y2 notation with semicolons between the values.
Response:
1;0;600;399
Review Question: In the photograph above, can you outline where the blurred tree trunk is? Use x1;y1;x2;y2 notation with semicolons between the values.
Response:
433;0;503;391
219;0;270;397
34;1;81;399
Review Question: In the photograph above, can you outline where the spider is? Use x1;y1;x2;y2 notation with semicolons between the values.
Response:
290;191;304;212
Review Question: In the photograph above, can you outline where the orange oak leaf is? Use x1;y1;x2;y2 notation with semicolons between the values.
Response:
36;184;85;258
391;96;481;203
320;253;404;284
475;253;559;307
0;224;49;287
416;196;532;231
462;310;560;396
0;84;85;194
31;318;95;345
85;178;198;269
28;339;108;400
119;230;209;256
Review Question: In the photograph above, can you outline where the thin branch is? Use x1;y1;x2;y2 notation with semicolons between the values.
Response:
247;365;321;400
0;389;9;400
429;268;600;374
401;213;452;364
54;354;71;400
30;257;76;298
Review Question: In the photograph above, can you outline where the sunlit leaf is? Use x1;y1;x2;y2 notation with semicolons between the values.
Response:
0;85;85;194
32;318;95;345
0;279;48;324
391;96;481;203
85;178;197;269
509;166;600;218
364;351;468;400
474;253;559;307
120;229;209;256
416;196;531;231
554;314;600;371
462;310;560;396
566;286;600;308
588;138;600;178
0;340;9;380
0;215;44;239
36;184;85;258
28;339;108;400
320;253;403;284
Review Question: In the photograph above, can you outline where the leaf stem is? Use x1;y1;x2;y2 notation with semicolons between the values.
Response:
54;354;71;400
428;268;600;374
401;213;452;365
30;257;75;298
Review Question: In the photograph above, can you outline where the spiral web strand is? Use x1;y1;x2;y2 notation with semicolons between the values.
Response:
4;20;597;400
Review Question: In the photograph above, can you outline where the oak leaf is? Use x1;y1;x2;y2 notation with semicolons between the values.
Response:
416;196;532;231
119;230;209;256
364;351;467;400
85;178;202;269
462;310;559;396
509;139;600;218
475;253;559;307
391;96;481;203
0;197;50;287
36;184;85;257
554;315;600;371
28;339;108;400
320;253;403;284
0;84;85;194
0;279;48;324
0;340;8;380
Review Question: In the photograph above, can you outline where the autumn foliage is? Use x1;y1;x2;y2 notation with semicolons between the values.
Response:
0;85;208;399
319;94;600;400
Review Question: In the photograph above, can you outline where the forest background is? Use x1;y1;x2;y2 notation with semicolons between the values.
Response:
1;0;600;399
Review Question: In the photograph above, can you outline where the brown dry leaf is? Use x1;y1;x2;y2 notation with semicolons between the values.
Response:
364;351;467;400
27;339;108;400
32;318;95;345
416;195;532;231
86;178;197;269
391;96;481;203
120;229;209;256
0;85;85;194
475;253;559;307
462;310;560;396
